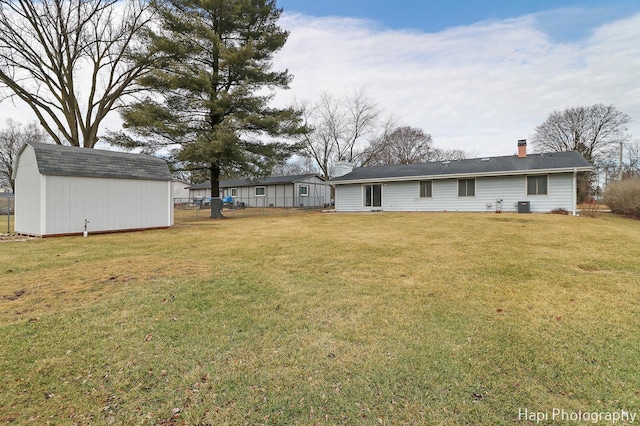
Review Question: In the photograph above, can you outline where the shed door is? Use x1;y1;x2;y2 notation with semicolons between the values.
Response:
363;184;382;208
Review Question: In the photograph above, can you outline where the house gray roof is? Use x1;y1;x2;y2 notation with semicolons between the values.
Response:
188;174;324;189
22;142;172;181
331;151;592;183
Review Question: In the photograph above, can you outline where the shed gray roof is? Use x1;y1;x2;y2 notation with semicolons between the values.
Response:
331;151;592;183
188;174;324;189
22;142;172;181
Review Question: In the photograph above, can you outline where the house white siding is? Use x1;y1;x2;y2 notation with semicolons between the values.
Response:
193;174;331;208
295;175;331;208
172;180;190;202
250;185;268;207
335;184;364;211
335;173;577;213
264;184;293;207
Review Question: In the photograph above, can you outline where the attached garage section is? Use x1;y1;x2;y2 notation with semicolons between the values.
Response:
13;142;173;237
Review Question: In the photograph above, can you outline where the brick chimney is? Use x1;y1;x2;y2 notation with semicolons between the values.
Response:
517;139;527;158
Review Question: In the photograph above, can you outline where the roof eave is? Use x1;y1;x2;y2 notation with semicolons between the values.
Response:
331;166;593;185
45;172;172;181
220;174;324;188
11;142;30;180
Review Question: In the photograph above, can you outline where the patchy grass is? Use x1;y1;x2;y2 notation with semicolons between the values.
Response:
1;211;639;424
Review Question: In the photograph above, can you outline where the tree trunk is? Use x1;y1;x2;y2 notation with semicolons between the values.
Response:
210;198;223;219
209;163;224;219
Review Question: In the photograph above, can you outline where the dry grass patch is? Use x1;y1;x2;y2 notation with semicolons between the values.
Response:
1;211;640;424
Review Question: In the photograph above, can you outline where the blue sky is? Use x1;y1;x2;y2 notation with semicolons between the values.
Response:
270;0;640;156
276;0;640;41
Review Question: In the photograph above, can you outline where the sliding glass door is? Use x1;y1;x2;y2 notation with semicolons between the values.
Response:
363;184;382;208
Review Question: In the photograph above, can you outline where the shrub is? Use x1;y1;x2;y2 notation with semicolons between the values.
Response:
578;200;601;218
604;178;640;219
551;208;569;215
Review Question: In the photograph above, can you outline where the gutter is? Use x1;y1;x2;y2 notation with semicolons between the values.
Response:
331;166;593;185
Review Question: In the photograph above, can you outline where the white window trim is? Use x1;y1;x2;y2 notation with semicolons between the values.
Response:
457;178;476;197
362;183;383;208
255;186;266;197
419;180;432;198
230;188;237;197
299;184;309;196
526;174;549;196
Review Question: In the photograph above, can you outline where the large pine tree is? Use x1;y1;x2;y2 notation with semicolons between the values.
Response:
117;0;302;218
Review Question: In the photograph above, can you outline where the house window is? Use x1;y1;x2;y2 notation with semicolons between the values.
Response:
230;188;237;197
458;179;475;197
255;186;266;196
364;184;382;207
527;175;548;195
299;185;309;196
419;181;432;198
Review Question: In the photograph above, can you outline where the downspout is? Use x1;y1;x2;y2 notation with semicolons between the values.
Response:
572;168;578;216
330;182;337;210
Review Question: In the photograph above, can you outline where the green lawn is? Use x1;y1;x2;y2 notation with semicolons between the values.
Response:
1;211;639;424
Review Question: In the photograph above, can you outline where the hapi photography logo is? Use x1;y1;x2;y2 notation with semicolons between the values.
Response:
518;408;637;424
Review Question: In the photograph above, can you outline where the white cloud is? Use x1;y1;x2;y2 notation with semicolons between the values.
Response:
273;10;640;156
1;8;638;158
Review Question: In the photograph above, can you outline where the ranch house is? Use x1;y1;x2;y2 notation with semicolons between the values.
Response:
331;141;592;215
188;174;330;208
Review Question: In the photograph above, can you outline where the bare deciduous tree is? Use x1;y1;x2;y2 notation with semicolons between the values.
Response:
623;141;640;179
0;119;47;191
0;0;158;148
430;147;471;162
298;90;380;178
359;126;473;167
531;104;631;200
296;98;335;180
270;156;318;177
360;126;433;166
531;104;631;163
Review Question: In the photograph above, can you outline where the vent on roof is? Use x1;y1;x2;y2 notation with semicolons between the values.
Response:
480;157;490;161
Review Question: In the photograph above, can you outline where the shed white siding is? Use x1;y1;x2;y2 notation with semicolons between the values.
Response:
14;143;173;236
42;175;172;235
14;146;42;235
335;173;577;213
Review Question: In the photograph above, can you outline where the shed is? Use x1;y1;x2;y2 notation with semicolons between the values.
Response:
13;142;173;237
